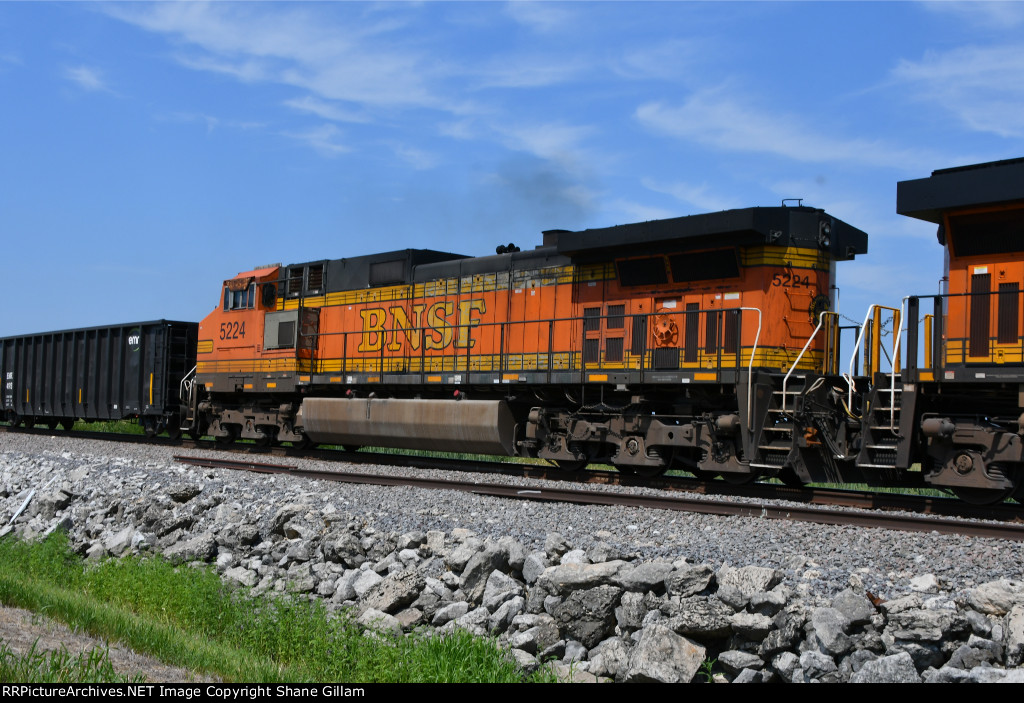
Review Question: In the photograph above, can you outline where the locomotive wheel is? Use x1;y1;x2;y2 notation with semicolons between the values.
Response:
554;459;589;472
952;486;1015;506
669;452;715;481
166;424;182;441
720;470;762;486
215;426;238;445
341;445;362;453
553;442;598;472
60;419;75;431
46;419;59;431
949;461;1018;505
622;447;670;478
254;426;277;448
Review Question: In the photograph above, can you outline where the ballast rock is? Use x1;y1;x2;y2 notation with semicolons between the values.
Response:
3;438;1024;682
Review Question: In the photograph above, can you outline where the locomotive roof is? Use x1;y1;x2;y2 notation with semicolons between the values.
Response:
897;157;1024;224
289;248;468;271
553;206;867;261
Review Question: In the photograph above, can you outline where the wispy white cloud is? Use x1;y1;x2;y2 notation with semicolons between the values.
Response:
64;65;111;93
635;89;934;170
105;3;449;111
283;95;370;124
174;53;269;84
283;123;350;156
493;121;597;170
612;40;706;82
641;177;743;213
387;142;438;171
438;119;480;141
102;1;600;176
605;198;680;223
157;112;265;134
472;56;586;89
891;44;1024;138
920;0;1024;29
503;1;575;33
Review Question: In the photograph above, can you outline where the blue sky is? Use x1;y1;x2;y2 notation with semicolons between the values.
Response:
2;1;1023;337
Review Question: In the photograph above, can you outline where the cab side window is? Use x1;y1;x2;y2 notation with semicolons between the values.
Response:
223;284;256;311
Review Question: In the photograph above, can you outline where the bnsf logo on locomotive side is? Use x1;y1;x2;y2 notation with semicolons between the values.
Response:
358;299;487;352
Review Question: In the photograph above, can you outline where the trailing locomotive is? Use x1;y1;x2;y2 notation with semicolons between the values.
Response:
884;157;1024;504
3;156;1024;504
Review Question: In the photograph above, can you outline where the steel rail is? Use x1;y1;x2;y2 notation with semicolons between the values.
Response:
6;424;1024;525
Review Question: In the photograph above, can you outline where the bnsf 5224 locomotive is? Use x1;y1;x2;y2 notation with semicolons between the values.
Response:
185;205;866;484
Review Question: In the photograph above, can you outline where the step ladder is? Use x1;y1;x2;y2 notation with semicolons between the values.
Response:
749;377;804;469
856;374;902;469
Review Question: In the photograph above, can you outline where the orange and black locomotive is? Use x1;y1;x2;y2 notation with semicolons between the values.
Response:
185;205;867;483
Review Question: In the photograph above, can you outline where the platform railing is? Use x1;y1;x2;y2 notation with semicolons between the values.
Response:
780;311;839;416
843;305;901;421
293;306;782;384
179;365;197;407
906;288;1024;371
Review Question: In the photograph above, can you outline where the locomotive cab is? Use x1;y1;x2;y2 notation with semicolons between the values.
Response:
193;263;318;443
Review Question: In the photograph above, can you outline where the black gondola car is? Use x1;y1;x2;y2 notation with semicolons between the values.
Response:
0;320;197;436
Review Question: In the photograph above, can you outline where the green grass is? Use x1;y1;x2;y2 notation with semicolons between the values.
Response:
0;639;145;684
72;420;145;435
0;533;555;683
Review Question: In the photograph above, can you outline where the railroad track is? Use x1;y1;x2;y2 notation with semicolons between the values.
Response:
170;454;1024;541
6;424;1024;533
